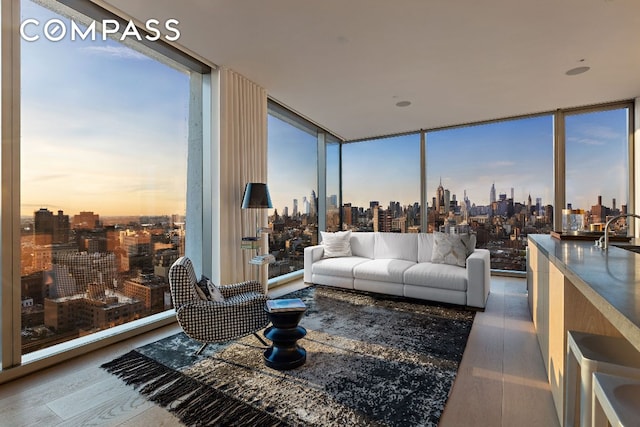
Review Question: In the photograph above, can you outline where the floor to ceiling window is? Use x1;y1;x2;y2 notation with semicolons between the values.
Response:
325;138;341;232
267;107;319;279
426;115;554;271
303;102;631;274
564;106;630;233
17;0;200;356
342;134;421;233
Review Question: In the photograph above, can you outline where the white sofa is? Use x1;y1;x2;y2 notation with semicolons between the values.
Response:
303;232;491;308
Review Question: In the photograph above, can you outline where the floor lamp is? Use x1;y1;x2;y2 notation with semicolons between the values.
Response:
241;183;273;287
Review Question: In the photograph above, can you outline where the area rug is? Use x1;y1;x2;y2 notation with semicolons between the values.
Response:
101;285;475;426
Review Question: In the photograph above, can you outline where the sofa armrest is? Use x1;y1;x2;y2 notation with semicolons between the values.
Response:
466;248;491;308
304;245;325;283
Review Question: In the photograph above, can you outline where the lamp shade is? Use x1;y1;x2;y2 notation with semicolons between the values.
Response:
241;183;273;209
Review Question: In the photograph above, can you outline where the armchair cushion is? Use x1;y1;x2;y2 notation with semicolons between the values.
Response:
176;291;269;343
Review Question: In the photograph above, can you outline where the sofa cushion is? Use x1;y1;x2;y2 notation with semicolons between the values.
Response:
312;256;370;278
374;232;418;262
353;259;417;283
431;232;475;267
350;232;375;258
403;262;468;291
320;230;352;258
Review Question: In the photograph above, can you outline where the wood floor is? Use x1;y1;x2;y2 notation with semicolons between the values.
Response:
439;277;559;427
0;277;559;426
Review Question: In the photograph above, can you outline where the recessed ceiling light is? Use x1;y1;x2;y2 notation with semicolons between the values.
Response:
396;100;411;107
565;66;590;76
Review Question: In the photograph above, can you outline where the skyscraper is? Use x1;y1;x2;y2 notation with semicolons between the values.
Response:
310;190;317;216
342;203;353;226
302;196;309;215
436;178;445;214
464;190;471;213
490;182;496;204
444;189;451;215
327;194;338;209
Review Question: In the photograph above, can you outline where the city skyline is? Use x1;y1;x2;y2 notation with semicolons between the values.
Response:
268;183;623;220
270;109;628;216
268;186;541;217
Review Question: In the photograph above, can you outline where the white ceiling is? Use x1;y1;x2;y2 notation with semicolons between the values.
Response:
104;0;640;141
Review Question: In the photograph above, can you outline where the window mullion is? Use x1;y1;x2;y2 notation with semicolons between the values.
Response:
1;0;23;370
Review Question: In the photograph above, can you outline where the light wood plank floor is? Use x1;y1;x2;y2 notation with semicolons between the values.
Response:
439;277;559;427
0;277;558;426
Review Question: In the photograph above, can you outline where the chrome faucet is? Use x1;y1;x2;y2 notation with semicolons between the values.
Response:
596;213;640;250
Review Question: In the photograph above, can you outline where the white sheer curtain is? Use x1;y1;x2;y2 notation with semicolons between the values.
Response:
218;67;268;287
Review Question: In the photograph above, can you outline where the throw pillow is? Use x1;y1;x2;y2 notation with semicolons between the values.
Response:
431;232;475;267
193;278;210;301
467;233;477;257
196;275;225;302
320;230;353;258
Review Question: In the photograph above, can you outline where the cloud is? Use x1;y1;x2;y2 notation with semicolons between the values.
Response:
568;124;623;146
80;45;148;60
487;161;516;168
581;125;621;140
575;138;605;146
28;173;69;182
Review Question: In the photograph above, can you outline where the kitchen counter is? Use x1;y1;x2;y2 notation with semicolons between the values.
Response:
527;234;640;422
528;234;640;351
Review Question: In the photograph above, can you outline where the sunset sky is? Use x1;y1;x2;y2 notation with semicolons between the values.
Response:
21;0;629;220
20;0;189;218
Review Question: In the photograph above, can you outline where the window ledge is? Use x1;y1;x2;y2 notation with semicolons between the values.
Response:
1;311;176;385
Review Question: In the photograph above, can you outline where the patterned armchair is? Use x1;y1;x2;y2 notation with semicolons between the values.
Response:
168;256;270;354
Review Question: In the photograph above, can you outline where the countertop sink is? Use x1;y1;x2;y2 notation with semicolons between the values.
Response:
612;244;640;254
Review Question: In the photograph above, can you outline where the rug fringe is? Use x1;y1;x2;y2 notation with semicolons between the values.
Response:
101;351;287;427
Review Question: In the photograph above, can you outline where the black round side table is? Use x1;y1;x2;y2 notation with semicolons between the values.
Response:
263;301;307;370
